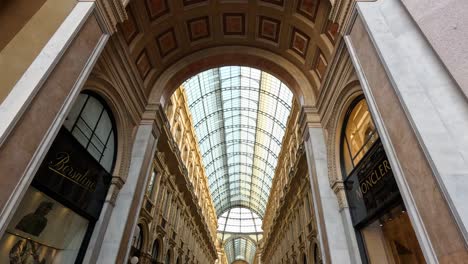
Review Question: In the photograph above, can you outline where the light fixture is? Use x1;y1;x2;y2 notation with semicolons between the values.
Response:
130;256;139;264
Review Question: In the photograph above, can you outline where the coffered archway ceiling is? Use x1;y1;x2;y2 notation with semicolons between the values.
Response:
118;0;339;103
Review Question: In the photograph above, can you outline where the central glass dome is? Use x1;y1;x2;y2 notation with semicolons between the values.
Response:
218;207;263;234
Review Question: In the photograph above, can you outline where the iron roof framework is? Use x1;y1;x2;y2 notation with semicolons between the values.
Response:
184;66;293;217
224;236;257;264
218;207;263;242
183;66;293;263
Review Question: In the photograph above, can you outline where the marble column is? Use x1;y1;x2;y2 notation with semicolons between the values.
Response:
302;119;354;264
357;0;468;242
95;120;159;263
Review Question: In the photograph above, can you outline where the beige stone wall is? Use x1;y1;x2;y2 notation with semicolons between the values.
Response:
0;0;76;103
0;12;104;223
132;87;218;264
166;87;218;240
261;102;321;264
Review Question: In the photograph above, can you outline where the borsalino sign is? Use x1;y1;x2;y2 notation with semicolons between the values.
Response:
33;128;112;220
344;140;400;226
47;152;98;192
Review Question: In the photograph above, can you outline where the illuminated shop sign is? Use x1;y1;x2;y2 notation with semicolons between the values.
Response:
33;128;112;220
344;140;400;226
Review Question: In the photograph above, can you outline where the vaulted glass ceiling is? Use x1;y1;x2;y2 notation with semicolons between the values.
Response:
224;237;257;264
184;66;293;218
218;207;263;234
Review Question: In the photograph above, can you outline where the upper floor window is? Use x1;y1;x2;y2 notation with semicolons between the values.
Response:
341;98;379;175
147;170;157;197
151;240;160;263
64;92;117;172
132;224;143;251
165;251;171;264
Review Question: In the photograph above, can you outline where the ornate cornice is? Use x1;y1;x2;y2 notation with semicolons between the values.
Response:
299;106;321;141
94;0;127;34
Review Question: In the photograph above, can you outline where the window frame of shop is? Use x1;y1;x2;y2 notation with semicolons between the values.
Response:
339;96;402;264
64;91;118;173
21;91;117;264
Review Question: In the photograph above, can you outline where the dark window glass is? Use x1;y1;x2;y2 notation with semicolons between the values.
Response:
64;93;116;172
152;240;159;261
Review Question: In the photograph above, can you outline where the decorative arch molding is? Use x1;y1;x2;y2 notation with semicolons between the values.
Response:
150;237;163;263
328;0;356;35
308;237;322;264
324;80;362;209
163;245;176;264
84;76;135;182
147;46;317;108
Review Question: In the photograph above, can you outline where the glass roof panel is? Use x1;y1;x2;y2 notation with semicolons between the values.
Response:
183;66;293;217
217;207;263;235
224;237;257;264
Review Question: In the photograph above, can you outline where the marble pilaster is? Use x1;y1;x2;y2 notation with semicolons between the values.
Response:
96;121;159;263
302;123;355;264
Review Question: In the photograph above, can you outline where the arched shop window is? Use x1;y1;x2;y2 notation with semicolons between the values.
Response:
64;92;117;172
0;92;116;264
340;97;425;263
340;97;378;175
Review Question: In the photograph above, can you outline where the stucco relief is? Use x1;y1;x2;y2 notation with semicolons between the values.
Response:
324;82;362;210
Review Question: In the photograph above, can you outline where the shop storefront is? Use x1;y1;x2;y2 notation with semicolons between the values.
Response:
341;97;425;264
0;93;115;263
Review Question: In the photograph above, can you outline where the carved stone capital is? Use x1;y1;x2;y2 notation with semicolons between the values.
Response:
106;184;120;206
299;106;321;141
111;176;125;189
331;180;348;209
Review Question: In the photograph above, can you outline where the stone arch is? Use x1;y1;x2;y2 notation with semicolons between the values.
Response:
164;245;175;264
325;80;362;185
150;237;163;263
158;238;176;264
308;237;322;264
302;252;307;264
147;46;317;109
137;218;151;253
83;76;134;180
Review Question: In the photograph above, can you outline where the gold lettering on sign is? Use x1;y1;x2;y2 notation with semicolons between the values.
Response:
48;152;97;191
360;160;391;194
